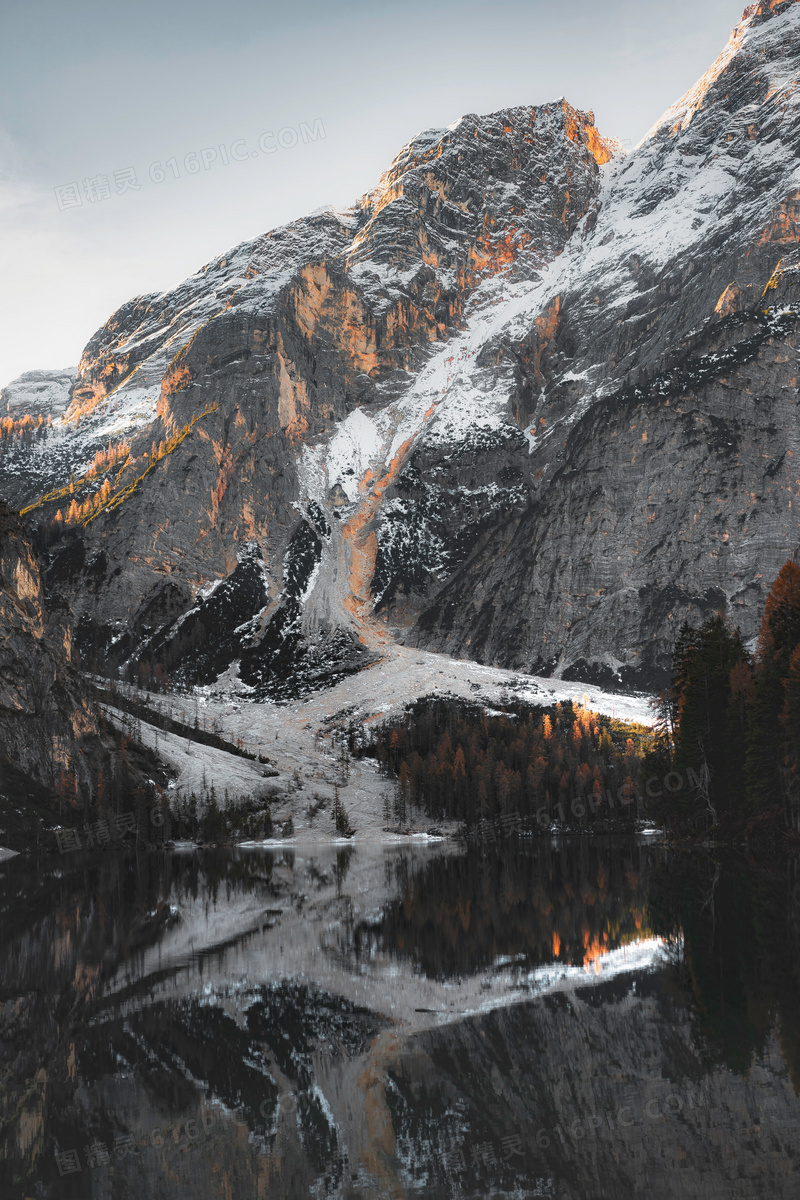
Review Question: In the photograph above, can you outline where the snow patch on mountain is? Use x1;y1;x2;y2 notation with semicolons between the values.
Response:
1;367;76;417
324;409;384;501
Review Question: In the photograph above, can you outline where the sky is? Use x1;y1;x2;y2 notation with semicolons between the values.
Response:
0;0;748;388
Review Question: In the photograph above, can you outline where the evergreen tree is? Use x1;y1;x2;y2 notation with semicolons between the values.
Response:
188;792;199;840
780;644;800;832
746;561;800;819
667;615;748;826
332;785;351;835
201;785;224;842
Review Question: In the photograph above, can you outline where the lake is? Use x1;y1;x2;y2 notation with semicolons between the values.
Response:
1;836;799;1198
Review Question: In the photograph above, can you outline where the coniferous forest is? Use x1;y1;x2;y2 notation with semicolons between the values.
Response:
355;698;653;833
361;560;800;843
643;559;800;838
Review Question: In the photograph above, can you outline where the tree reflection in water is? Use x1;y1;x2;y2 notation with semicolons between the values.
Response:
647;851;800;1088
348;839;653;980
1;840;799;1199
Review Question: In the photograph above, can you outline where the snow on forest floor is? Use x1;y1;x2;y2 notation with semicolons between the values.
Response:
101;644;653;847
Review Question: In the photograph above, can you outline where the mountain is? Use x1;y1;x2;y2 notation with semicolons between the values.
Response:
1;0;799;700
415;0;800;688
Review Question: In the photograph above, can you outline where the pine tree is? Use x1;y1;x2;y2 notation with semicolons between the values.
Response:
672;614;748;826
201;785;222;842
746;561;800;818
780;644;800;832
332;785;350;835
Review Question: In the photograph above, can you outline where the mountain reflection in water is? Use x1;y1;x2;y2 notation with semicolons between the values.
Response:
0;838;798;1199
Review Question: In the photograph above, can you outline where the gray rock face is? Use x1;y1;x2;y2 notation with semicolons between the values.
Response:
411;294;800;688
0;367;76;418
1;0;799;695
407;0;800;687
0;501;166;838
0;503;115;798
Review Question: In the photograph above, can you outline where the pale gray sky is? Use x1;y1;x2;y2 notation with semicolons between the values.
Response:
0;0;747;387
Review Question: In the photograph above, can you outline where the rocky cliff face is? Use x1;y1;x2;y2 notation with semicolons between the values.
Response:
0;504;158;832
410;0;800;688
0;503;97;789
2;0;799;695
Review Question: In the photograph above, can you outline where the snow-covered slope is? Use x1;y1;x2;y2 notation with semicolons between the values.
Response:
1;99;611;693
3;0;800;698
403;0;800;685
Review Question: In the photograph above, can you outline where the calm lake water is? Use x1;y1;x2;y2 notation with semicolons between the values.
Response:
1;837;799;1199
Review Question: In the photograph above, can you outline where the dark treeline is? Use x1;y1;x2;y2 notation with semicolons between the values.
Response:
355;697;652;830
166;787;275;844
92;681;259;761
644;559;800;838
360;560;800;842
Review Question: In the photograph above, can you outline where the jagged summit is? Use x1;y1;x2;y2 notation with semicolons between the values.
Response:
643;0;798;144
347;99;619;315
2;0;799;697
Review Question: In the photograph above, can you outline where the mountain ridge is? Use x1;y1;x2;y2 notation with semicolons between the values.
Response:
1;0;798;698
